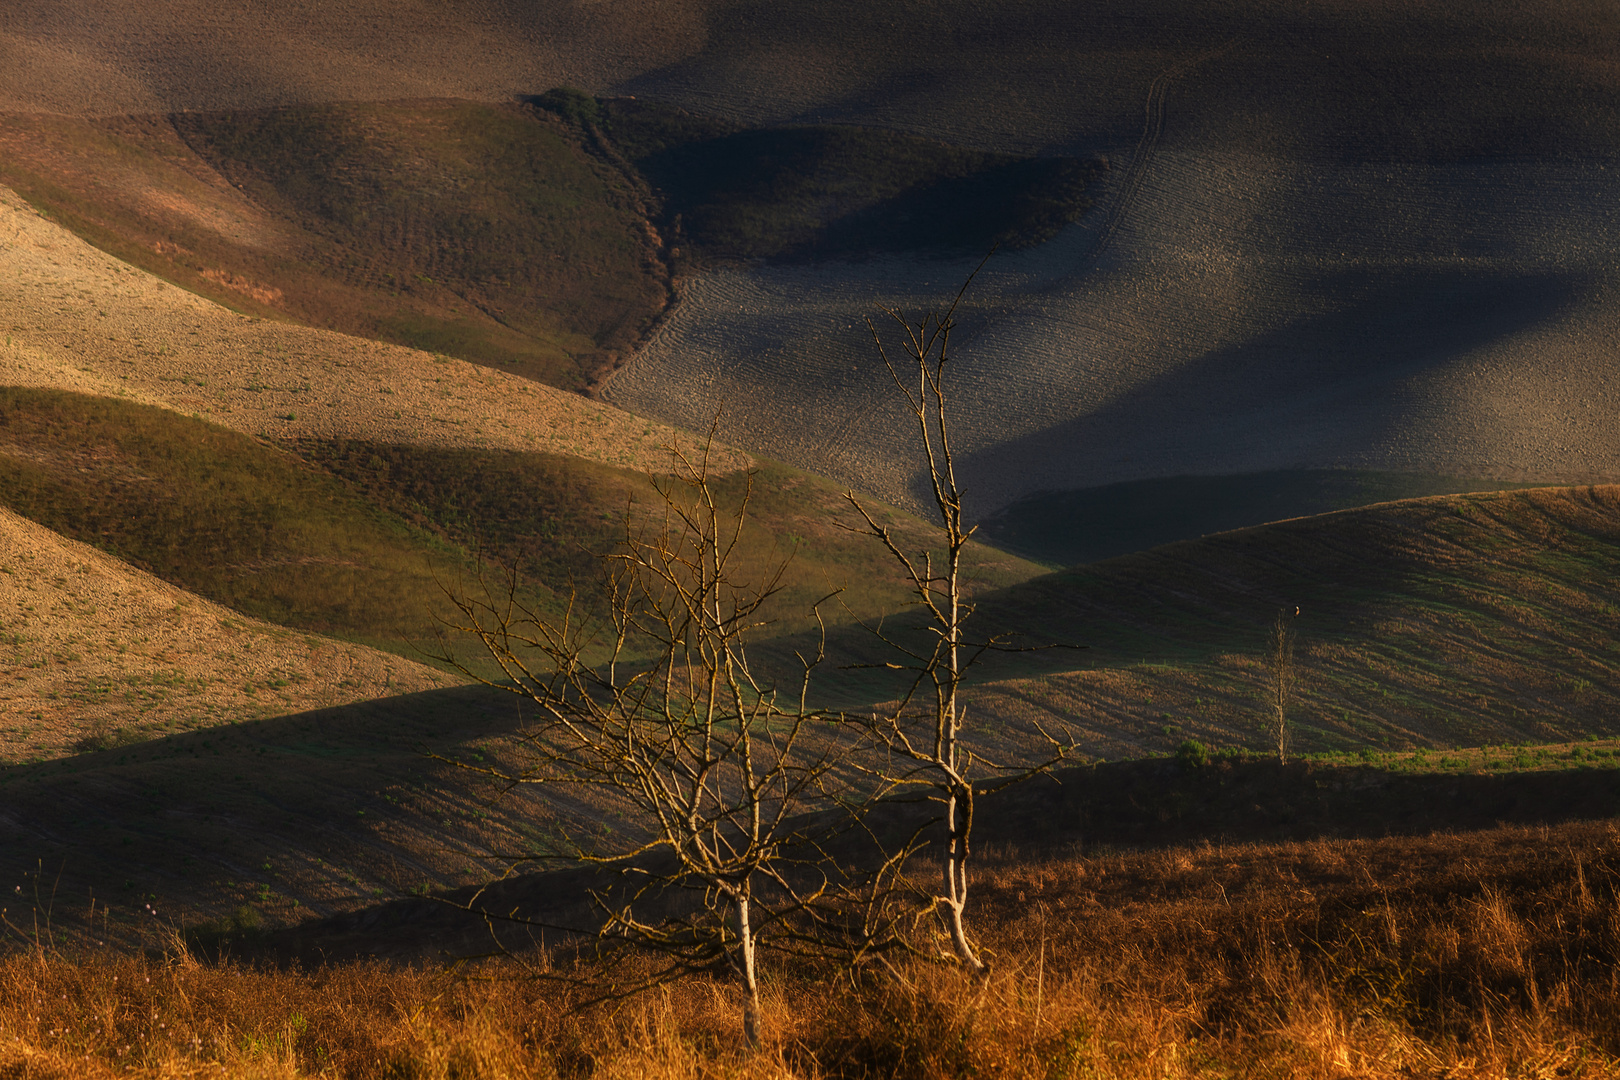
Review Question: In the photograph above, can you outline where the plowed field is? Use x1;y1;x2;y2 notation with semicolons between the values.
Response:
609;152;1620;516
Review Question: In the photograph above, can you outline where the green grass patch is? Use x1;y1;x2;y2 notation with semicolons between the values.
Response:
0;389;1046;680
303;442;1047;651
0;388;481;654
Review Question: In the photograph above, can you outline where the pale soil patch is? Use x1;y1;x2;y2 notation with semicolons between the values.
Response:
0;507;451;764
0;184;747;474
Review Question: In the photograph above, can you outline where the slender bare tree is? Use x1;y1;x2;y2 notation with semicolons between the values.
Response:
841;275;1074;976
1268;605;1299;764
431;441;857;1047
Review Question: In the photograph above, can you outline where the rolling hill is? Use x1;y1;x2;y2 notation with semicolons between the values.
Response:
954;486;1620;761
0;180;745;474
6;7;1620;1073
12;1;1620;521
0;506;449;764
3;486;1618;937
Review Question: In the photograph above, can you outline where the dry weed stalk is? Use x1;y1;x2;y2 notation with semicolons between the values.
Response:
1268;604;1298;765
7;823;1620;1076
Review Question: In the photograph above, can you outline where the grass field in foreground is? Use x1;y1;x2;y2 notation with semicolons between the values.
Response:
5;814;1620;1076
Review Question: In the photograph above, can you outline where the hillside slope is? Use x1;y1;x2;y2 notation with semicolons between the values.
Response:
942;486;1620;760
9;2;1620;518
0;103;670;392
607;150;1620;517
0;183;746;474
2;487;1615;932
0;507;448;763
6;1;1616;161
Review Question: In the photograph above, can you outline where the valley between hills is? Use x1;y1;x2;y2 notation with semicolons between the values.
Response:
3;2;1620;1076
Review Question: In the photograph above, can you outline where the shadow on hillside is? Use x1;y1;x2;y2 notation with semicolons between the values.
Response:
618;0;1620;161
0;684;558;933
976;469;1538;568
8;683;520;775
955;265;1590;522
245;754;1620;966
981;755;1620;854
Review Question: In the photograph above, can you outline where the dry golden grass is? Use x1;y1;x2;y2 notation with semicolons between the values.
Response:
7;820;1620;1077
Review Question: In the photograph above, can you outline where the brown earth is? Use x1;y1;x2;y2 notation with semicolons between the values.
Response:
0;183;747;474
0;507;449;764
2;485;1618;938
764;485;1620;761
948;485;1620;760
0;104;673;392
5;1;1617;162
607;151;1620;518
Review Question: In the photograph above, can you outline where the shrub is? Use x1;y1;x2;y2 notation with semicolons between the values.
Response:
1176;739;1210;770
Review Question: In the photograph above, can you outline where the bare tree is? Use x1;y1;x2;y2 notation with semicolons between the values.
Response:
1268;605;1299;764
841;277;1073;976
432;442;855;1048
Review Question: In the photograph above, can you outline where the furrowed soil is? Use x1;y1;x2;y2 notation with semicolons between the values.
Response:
0;99;1102;394
977;468;1544;567
10;2;1620;517
7;1;1615;161
608;151;1620;518
945;486;1620;762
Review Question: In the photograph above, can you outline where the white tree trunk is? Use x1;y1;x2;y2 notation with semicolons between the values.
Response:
735;894;763;1049
941;790;986;973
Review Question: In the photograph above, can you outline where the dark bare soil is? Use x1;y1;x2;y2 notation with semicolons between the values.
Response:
978;469;1541;567
589;96;1103;263
6;486;1620;954
9;1;1620;162
199;754;1620;966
